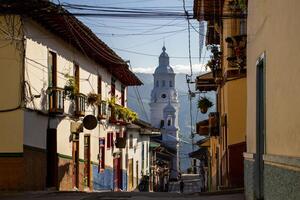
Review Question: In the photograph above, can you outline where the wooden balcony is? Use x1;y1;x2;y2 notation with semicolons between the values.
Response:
97;100;107;120
196;119;209;136
226;34;247;70
75;93;86;117
109;105;127;125
195;72;218;92
48;87;64;114
209;112;220;136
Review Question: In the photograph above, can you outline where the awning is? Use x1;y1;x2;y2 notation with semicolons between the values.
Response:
189;148;208;159
196;137;210;147
195;72;217;91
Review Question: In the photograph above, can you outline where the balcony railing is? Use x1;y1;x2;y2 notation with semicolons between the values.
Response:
98;100;107;120
209;112;220;136
196;119;209;136
48;87;64;114
225;35;247;70
75;93;86;117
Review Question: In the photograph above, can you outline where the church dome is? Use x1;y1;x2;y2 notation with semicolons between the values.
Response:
154;46;174;74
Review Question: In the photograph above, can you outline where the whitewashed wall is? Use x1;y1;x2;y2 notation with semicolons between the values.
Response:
22;18;127;169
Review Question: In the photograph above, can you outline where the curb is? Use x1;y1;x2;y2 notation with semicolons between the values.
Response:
192;188;244;196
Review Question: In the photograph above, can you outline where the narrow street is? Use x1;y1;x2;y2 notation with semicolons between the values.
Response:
0;191;244;200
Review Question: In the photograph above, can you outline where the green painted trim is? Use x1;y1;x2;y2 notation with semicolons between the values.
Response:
57;153;92;163
0;152;23;157
57;153;72;160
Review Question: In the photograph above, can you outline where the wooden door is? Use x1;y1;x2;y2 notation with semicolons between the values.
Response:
128;159;133;190
46;128;57;188
72;140;79;188
113;156;122;191
136;160;139;187
84;135;91;188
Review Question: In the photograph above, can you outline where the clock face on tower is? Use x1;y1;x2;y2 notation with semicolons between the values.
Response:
161;93;167;99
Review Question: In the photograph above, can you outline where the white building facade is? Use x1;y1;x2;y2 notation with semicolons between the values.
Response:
0;1;141;191
149;46;180;180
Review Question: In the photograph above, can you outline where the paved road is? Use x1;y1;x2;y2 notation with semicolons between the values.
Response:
0;191;244;200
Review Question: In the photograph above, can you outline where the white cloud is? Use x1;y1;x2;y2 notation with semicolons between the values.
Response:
132;63;208;74
131;67;155;74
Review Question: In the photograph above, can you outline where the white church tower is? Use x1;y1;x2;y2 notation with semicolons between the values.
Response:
150;46;179;179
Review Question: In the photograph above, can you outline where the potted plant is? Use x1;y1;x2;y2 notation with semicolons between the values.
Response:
87;92;100;107
64;74;78;100
127;109;138;122
197;97;213;114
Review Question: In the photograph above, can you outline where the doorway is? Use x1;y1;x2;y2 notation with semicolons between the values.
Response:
128;159;133;190
255;53;266;199
113;155;122;191
72;137;79;189
46;128;57;188
84;135;91;188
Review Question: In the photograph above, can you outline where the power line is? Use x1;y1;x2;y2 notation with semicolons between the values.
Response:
113;47;210;59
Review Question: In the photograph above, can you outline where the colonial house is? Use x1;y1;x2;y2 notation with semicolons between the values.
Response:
193;0;247;191
0;0;142;191
126;120;161;192
245;1;300;200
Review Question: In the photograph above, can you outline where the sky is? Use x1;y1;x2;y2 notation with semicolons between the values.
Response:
58;0;209;75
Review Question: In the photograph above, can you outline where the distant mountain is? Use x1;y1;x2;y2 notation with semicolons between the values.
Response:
128;73;216;172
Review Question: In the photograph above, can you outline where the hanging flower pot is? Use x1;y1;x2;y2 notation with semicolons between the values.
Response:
200;107;208;114
87;92;100;107
198;97;213;114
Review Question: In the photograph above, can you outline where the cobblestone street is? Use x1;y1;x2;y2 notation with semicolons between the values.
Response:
0;191;244;200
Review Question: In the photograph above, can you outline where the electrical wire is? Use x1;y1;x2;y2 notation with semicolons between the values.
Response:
113;47;210;59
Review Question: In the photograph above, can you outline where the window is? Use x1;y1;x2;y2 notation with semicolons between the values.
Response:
111;77;116;98
48;51;64;113
162;80;165;87
168;119;171;126
48;51;57;87
169;81;173;87
160;120;164;128
107;132;113;149
74;63;80;92
121;85;125;106
156;80;159;87
98;76;102;117
99;138;105;171
129;134;133;148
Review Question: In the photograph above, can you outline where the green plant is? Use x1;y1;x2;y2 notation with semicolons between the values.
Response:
228;0;247;12
107;96;117;107
107;97;138;122
197;97;213;114
116;105;138;122
87;92;100;107
126;108;138;122
64;74;78;100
